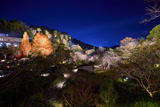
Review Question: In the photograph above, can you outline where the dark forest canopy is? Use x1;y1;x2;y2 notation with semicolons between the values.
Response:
0;18;30;37
0;18;68;38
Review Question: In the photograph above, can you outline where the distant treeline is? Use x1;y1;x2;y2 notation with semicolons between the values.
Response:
0;18;101;50
0;18;32;37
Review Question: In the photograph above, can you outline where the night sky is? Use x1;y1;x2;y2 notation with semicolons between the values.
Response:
1;0;160;47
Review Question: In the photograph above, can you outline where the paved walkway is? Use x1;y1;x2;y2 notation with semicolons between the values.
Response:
79;66;100;73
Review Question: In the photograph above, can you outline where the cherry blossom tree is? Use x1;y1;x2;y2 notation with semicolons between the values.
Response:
120;37;137;46
117;37;139;59
101;51;121;69
71;52;88;62
96;46;106;54
117;42;140;59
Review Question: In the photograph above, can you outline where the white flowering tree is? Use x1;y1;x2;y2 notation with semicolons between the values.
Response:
101;51;121;69
96;46;106;55
117;41;139;59
72;52;88;62
117;37;140;59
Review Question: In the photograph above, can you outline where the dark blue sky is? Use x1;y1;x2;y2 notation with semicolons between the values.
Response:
1;0;160;47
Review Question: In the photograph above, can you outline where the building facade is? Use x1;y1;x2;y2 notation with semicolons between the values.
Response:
0;33;22;47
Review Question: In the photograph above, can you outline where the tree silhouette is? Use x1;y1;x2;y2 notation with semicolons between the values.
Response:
141;0;160;24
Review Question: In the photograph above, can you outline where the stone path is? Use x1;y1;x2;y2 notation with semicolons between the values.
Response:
79;65;101;73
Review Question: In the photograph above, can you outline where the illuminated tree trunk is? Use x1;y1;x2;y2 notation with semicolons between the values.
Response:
144;86;153;98
147;90;153;98
20;32;31;57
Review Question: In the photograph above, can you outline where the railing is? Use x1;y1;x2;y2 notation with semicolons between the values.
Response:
0;37;22;43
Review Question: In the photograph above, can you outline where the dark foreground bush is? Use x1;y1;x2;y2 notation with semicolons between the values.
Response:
0;57;57;107
134;101;160;107
63;78;99;107
19;94;53;107
98;79;118;107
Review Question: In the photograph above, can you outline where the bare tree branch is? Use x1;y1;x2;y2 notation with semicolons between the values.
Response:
116;45;160;98
141;0;160;24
